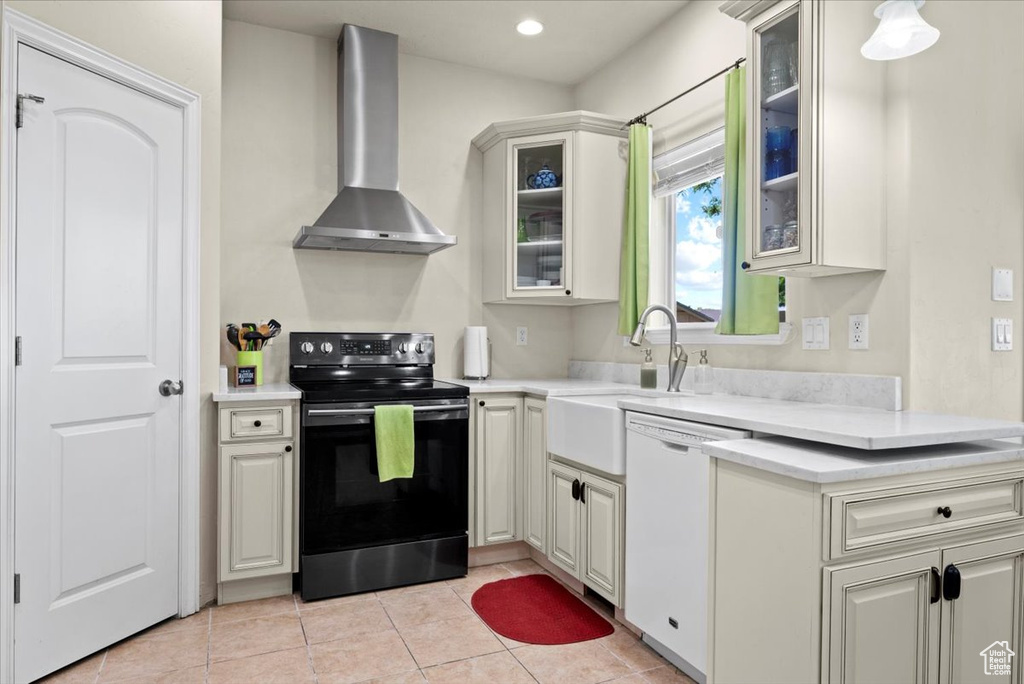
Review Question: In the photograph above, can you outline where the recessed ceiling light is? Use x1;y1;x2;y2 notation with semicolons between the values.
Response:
516;19;544;36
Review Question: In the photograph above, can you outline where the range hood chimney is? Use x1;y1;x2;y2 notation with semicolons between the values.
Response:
293;25;455;255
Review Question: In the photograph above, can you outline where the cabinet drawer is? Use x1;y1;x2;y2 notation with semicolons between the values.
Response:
220;406;291;441
828;473;1024;558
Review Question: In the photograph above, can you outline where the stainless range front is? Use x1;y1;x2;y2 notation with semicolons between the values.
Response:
290;332;469;601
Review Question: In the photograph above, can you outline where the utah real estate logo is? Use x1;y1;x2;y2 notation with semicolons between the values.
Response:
980;641;1015;676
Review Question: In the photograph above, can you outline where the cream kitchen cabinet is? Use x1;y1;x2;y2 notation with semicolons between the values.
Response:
722;0;885;277
523;397;548;553
215;398;299;605
710;456;1024;684
473;395;522;545
546;459;624;606
472;111;627;304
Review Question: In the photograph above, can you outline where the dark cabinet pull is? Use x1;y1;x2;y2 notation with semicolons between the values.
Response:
571;479;580;501
284;445;292;453
741;261;750;270
565;289;572;296
478;400;485;407
937;506;952;518
253;420;262;427
942;564;962;601
930;567;941;604
580;483;586;504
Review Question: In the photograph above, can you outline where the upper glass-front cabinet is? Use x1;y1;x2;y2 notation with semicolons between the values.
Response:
473;112;627;305
751;1;808;267
512;136;569;295
736;0;887;278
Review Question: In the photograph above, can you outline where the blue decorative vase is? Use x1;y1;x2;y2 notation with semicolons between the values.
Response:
527;164;559;189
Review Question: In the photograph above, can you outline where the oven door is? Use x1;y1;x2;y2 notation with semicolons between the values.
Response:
300;398;469;560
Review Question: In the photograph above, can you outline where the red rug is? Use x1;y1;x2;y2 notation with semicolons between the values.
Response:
471;574;614;645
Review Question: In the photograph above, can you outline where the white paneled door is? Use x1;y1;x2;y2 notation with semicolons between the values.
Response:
14;44;184;683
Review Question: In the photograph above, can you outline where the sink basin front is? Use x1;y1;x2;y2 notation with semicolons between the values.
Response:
547;395;627;475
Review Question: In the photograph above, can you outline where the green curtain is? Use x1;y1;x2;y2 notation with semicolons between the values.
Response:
716;67;779;335
617;124;651;336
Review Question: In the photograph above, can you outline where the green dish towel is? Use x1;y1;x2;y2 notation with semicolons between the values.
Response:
374;405;415;482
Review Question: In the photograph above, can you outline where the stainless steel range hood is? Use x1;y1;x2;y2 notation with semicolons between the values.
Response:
294;25;455;255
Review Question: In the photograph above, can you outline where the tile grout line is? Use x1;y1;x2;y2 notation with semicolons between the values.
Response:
379;593;425;673
91;649;107;684
295;594;321;684
507;644;542;684
205;606;212;684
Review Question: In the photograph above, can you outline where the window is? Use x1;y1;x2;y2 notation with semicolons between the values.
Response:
647;128;788;343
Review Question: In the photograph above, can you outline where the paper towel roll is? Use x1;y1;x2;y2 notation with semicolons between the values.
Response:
464;326;489;379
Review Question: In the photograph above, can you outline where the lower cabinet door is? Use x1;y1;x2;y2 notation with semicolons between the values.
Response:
581;473;623;605
220;442;293;581
548;461;580;578
824;550;941;684
523;397;547;553
939;534;1024;684
475;396;521;545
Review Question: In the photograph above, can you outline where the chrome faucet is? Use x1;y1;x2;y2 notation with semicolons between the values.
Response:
629;304;688;392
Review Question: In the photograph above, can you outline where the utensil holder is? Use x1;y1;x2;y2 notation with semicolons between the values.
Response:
237;350;263;386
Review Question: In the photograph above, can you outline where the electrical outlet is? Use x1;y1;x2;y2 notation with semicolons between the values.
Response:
802;317;830;350
993;318;1013;351
516;326;528;346
849;314;869;350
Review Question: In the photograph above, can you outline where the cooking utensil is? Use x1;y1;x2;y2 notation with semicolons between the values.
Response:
226;324;241;350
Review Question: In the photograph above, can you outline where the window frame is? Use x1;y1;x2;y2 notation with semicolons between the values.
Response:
643;134;790;347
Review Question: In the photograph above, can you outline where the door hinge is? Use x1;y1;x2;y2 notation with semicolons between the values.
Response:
13;574;19;604
14;336;21;366
15;93;45;129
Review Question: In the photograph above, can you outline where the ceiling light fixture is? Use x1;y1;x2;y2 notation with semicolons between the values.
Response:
861;0;940;60
516;19;544;36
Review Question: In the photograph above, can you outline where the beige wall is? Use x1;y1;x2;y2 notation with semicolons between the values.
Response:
571;0;1023;419
221;20;576;384
3;0;225;603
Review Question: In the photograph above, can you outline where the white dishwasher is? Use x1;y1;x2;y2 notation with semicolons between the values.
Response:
624;411;750;684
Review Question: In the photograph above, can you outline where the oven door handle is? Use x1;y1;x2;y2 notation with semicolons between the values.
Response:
307;403;468;417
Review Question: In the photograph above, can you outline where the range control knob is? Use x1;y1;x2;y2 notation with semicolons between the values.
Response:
397;342;409;354
415;342;426;354
299;341;314;354
320;341;334;354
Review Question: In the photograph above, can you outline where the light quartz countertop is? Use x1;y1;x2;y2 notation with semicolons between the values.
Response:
703;436;1024;483
617;395;1024;450
212;382;301;403
442;378;671;397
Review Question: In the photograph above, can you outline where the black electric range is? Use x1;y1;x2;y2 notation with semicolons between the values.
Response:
290;332;469;601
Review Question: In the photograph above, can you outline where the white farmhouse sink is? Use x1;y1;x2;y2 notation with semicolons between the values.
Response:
547;395;628;475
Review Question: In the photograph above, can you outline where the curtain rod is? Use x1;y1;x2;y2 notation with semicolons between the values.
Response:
623;57;746;129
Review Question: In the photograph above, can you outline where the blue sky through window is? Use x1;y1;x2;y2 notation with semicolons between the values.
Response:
675;177;724;320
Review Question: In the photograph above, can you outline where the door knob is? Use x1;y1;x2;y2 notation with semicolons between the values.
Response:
158;379;183;396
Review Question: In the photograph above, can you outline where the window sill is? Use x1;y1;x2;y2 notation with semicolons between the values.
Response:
640;322;793;347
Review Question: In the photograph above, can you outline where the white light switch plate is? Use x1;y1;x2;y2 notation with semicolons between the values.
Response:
802;317;830;350
992;318;1013;351
849;314;869;350
993;268;1013;302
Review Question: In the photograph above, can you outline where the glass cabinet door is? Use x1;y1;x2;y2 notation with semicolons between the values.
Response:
753;3;802;261
512;138;567;294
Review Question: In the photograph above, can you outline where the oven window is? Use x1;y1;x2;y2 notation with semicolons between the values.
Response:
302;416;468;554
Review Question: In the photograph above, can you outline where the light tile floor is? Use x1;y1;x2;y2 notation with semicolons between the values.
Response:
39;560;697;684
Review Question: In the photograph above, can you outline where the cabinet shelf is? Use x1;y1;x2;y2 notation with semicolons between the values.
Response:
762;172;798;192
518;187;563;210
763;84;799;114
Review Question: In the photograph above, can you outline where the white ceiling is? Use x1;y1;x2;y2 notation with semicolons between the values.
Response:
223;0;689;86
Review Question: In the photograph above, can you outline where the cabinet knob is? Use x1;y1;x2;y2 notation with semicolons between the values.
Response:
937;506;952;518
253;420;262;427
284;445;292;452
478;400;485;407
565;289;572;296
741;261;750;270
